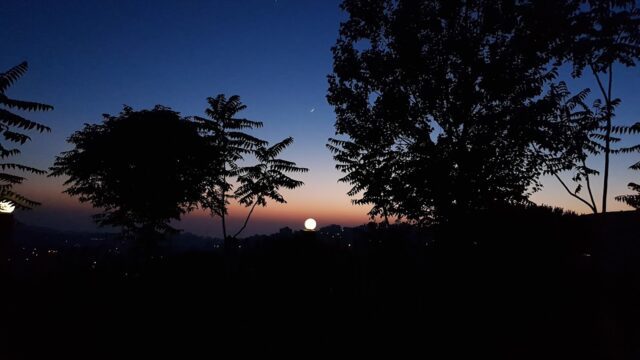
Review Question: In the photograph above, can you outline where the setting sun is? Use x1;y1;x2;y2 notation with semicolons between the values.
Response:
304;218;317;231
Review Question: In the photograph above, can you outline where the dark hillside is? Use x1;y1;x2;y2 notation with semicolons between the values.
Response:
2;209;639;358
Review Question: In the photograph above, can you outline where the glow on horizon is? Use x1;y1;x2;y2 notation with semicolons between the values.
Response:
304;218;317;230
14;174;637;220
3;0;639;236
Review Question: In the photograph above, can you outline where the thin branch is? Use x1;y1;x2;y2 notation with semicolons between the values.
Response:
583;160;598;213
555;173;597;213
607;64;613;105
233;201;259;239
590;64;609;103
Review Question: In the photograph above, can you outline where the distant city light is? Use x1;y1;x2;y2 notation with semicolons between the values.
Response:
0;200;15;214
304;218;317;231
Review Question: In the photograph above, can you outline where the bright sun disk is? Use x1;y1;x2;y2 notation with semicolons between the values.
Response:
304;218;317;231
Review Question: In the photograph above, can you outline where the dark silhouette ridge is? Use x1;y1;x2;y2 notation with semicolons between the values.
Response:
3;207;640;358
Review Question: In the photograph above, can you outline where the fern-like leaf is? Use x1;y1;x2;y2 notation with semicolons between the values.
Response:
0;62;28;93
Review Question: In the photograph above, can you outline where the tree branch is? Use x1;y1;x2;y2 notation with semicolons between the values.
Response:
583;160;598;213
555;173;597;213
590;64;609;103
233;201;259;239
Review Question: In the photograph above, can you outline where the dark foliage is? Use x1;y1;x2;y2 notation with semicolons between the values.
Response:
560;0;640;77
327;0;589;224
615;159;640;209
541;82;601;213
233;137;308;237
554;0;640;212
0;62;52;209
49;106;213;236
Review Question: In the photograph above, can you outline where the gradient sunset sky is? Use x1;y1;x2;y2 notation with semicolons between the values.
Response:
2;0;640;237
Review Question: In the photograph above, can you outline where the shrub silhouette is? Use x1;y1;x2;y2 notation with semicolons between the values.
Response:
50;105;213;237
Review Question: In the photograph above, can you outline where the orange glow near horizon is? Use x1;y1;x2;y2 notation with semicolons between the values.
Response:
14;170;636;237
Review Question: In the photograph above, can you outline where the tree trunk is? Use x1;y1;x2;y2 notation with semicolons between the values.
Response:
221;216;227;240
602;65;613;213
584;161;598;213
221;175;228;241
591;64;613;213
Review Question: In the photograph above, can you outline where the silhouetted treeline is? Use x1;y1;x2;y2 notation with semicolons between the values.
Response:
50;96;307;241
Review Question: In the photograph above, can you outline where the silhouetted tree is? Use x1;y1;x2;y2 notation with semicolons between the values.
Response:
558;0;640;212
555;95;640;213
192;95;267;240
328;0;585;223
233;137;308;238
50;106;213;237
0;62;52;209
540;83;601;213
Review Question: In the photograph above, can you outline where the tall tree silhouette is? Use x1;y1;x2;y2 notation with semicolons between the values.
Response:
233;137;308;238
50;106;213;237
328;0;583;223
0;62;52;209
559;0;640;212
193;95;267;240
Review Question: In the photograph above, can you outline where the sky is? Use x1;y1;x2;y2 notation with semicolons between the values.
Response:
2;0;640;237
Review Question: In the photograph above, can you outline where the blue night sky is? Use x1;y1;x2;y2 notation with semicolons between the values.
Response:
2;0;640;237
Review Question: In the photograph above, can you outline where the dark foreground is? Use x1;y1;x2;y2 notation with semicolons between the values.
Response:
2;209;640;359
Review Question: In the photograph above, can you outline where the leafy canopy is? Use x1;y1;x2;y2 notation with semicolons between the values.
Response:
50;106;214;235
327;0;591;223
